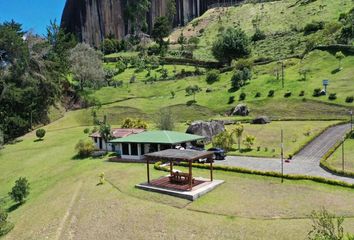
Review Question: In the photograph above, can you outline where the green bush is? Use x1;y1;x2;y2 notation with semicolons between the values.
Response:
228;96;235;104
205;70;220;84
0;207;14;237
75;140;95;158
328;93;337;100
255;92;261;98
231;68;252;90
35;128;46;139
251;28;266;42
299;90;305;96
308;208;344;240
83;128;90;134
8;177;30;204
304;21;325;35
268;90;275;97
239;92;246;101
345;96;353;103
284;91;292;98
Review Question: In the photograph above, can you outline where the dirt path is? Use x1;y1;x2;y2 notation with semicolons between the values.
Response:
217;123;354;184
54;181;83;240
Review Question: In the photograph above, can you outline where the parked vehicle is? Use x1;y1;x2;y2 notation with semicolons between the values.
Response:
207;147;226;160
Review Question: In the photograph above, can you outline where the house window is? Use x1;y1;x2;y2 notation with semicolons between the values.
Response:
131;143;138;156
122;143;129;155
94;138;98;143
160;144;171;150
149;144;158;153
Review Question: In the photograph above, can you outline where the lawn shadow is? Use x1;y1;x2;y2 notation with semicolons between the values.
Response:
33;139;44;143
71;154;90;160
8;202;21;212
239;148;252;153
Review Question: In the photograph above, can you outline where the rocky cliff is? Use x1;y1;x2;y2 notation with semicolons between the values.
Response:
61;0;236;47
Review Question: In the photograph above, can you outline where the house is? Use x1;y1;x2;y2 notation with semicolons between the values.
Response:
109;130;206;160
90;128;145;151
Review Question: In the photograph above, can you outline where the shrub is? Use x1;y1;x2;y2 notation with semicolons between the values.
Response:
35;129;46;140
308;208;344;240
155;109;175;131
161;68;168;80
268;90;275;97
228;96;235;104
239;92;246;101
234;59;253;70
83;128;90;134
255;92;261;98
251;28;266;41
212;131;233;151
304;21;324;34
205;70;220;84
284;91;292;98
75;140;95;157
299;90;305;96
115;61;127;74
231;68;252;90
328;93;337;100
121;118;148;129
0;207;13;237
313;88;323;97
345;96;353;103
243;135;256;149
8;177;30;204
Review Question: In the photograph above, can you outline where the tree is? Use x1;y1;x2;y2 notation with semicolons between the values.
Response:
35;129;46;140
0;206;13;237
101;38;116;55
155;109;175;131
69;43;105;90
151;17;171;52
8;177;30;204
185;85;201;101
298;68;310;81
335;51;345;70
212;27;251;65
99;119;111;152
308;208;344;240
0;21;63;142
166;0;177;27
75;139;95;157
212;131;233;151
205;70;220;84
231;123;244;150
121;118;147;129
177;31;187;51
231;68;252;91
243;135;256;149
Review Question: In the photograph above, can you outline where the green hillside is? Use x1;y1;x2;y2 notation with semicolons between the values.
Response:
170;0;353;61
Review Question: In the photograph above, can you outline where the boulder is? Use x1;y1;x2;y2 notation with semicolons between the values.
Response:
231;104;249;116
186;120;225;142
251;116;271;124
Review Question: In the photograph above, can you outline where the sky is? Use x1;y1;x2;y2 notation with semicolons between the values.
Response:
0;0;66;36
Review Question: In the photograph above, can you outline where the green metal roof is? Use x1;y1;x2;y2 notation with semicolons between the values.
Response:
109;130;205;144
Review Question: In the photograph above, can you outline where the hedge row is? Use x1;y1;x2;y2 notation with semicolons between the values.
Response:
154;161;354;188
320;131;354;178
314;44;354;55
160;57;224;68
0;222;14;237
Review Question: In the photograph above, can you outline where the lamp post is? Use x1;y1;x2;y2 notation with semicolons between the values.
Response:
281;129;284;183
342;137;345;172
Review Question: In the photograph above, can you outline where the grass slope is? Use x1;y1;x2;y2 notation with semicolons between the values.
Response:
170;0;353;60
1;119;354;239
327;137;354;173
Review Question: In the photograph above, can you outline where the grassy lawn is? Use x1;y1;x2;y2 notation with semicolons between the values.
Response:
326;137;354;173
225;121;340;158
1;116;354;239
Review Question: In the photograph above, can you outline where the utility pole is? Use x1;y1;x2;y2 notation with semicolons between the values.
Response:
350;110;353;132
281;129;284;183
281;62;284;88
342;137;345;172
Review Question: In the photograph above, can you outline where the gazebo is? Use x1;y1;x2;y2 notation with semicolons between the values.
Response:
144;149;215;191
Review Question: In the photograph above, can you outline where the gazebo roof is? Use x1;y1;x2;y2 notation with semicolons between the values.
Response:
110;130;205;145
145;149;214;162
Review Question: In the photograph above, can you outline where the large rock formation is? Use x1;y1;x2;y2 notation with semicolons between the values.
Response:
61;0;200;47
186;120;225;142
61;0;240;47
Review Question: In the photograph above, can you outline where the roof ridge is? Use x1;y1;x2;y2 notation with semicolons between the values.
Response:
164;130;173;143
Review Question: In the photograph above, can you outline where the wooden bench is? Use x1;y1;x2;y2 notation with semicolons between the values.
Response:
169;172;194;185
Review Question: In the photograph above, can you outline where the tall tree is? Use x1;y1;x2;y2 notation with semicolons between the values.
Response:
212;27;251;65
151;16;171;52
69;43;105;90
231;122;244;150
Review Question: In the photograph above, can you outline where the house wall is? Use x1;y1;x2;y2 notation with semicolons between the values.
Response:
92;137;115;152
